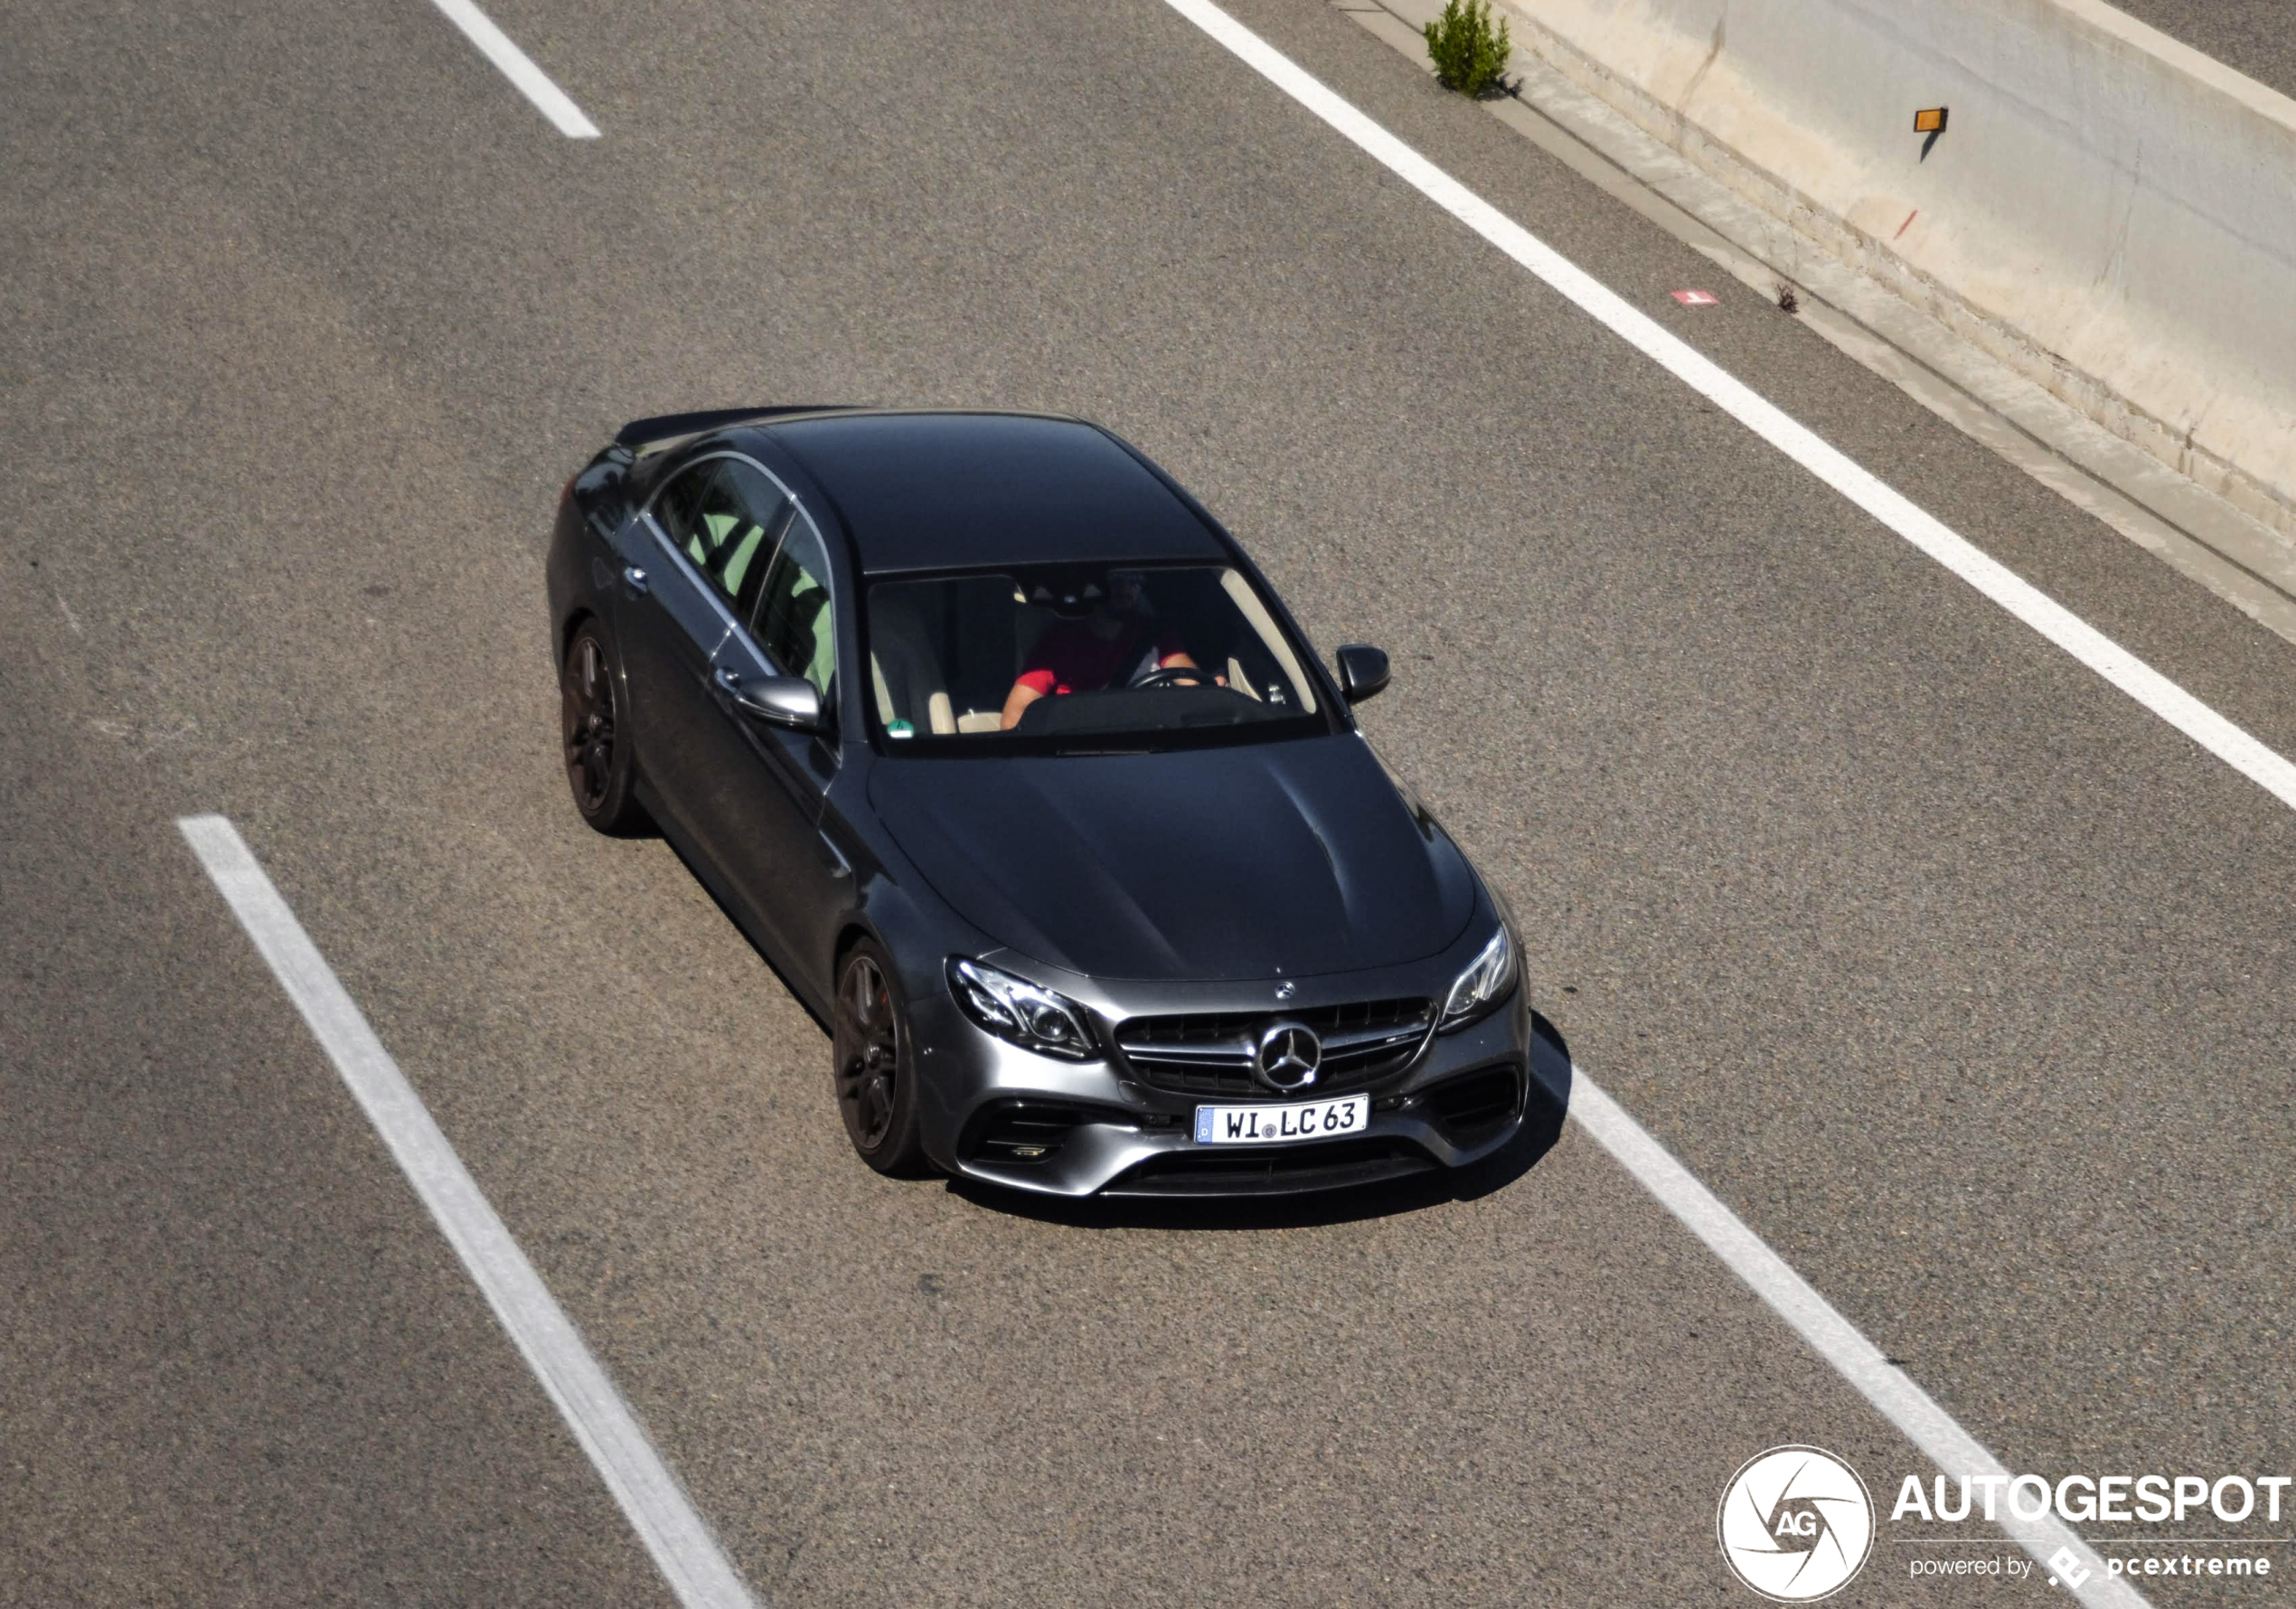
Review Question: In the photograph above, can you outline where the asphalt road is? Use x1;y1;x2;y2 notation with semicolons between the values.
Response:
2107;0;2296;101
4;2;2291;1605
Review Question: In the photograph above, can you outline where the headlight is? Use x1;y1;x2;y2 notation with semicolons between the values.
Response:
1439;927;1517;1031
948;958;1098;1060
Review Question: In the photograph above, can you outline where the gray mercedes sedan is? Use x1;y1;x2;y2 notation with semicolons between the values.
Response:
548;407;1532;1197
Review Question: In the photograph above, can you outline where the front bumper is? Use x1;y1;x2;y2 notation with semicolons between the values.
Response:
908;963;1535;1199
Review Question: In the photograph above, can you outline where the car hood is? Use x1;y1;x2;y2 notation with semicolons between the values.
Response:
866;735;1477;982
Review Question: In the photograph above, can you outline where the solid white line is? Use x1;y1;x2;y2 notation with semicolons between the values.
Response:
1149;3;2203;1602
424;0;600;138
1567;1077;2148;1607
1160;0;2296;821
176;815;754;1609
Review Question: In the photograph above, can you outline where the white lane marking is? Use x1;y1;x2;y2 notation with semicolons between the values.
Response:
1567;1076;2147;1607
1157;3;2180;1601
423;0;600;138
1161;0;2296;820
176;815;754;1609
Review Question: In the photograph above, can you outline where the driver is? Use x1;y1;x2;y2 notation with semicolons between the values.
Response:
999;569;1211;729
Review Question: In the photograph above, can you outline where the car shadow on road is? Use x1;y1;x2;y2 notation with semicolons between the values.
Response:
947;1013;1576;1231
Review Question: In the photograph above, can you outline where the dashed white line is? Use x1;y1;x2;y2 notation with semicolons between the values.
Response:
1151;2;2214;1603
177;814;754;1609
1567;1076;2147;1607
423;0;599;138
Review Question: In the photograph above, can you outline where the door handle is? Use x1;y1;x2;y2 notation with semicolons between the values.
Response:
621;565;649;596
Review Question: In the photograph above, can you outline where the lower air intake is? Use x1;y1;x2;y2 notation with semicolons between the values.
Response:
1424;1066;1521;1134
962;1101;1093;1167
1101;1138;1435;1197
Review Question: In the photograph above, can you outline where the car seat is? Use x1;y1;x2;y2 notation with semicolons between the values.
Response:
869;595;955;735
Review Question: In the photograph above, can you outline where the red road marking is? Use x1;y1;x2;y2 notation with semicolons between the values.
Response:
1670;288;1720;306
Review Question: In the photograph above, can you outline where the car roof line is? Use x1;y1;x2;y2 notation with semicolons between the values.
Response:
613;403;861;451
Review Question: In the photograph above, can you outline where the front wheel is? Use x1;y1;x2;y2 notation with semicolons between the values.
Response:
560;618;649;836
831;940;929;1176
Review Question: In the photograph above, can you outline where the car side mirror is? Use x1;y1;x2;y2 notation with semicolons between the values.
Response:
1334;644;1390;705
733;673;824;733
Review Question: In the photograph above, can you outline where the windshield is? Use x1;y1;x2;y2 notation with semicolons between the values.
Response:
865;563;1331;751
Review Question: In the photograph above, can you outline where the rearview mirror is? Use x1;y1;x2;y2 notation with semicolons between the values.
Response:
1334;644;1390;705
734;674;824;733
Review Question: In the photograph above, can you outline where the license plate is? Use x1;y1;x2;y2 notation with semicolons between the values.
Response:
1193;1093;1369;1145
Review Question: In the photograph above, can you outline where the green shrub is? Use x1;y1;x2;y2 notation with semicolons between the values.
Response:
1424;0;1513;98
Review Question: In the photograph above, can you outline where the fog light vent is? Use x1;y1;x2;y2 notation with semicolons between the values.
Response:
963;1100;1093;1167
1425;1066;1520;1133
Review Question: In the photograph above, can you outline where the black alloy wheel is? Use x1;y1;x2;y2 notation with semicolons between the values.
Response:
560;621;647;835
832;940;928;1175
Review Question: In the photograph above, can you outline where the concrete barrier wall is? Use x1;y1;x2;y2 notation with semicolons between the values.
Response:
1499;0;2296;537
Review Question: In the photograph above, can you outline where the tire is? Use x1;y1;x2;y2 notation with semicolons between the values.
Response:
831;939;930;1176
560;617;650;835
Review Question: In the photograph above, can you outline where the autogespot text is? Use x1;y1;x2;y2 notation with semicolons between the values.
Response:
1893;1473;2291;1525
1895;1473;2284;1585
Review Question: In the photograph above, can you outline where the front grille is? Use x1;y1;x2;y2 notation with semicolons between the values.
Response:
1102;1138;1435;1197
1115;997;1434;1097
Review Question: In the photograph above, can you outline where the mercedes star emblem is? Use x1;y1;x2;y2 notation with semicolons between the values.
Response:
1255;1021;1322;1092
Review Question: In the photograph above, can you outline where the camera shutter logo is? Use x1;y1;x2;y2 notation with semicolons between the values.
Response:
1717;1446;1875;1602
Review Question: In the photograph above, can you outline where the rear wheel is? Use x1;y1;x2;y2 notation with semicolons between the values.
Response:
832;940;929;1176
561;618;649;835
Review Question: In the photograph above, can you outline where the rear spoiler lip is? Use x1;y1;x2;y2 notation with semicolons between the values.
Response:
612;403;858;448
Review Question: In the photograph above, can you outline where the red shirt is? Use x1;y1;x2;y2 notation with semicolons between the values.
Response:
1016;618;1185;698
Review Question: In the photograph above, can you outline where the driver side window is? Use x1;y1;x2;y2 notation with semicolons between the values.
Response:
752;511;837;701
653;458;790;619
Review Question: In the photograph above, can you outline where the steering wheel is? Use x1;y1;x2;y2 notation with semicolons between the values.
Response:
1129;662;1219;691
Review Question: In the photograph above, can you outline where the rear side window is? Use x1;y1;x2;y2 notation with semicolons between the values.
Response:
652;458;791;618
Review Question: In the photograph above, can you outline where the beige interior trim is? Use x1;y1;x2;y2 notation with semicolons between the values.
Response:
1219;569;1315;712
